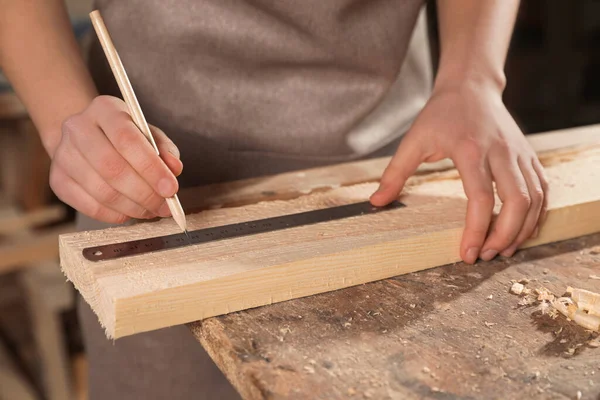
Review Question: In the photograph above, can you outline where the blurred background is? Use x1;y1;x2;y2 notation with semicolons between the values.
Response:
0;1;599;400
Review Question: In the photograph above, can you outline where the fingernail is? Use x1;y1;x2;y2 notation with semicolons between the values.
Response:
158;202;171;217
167;145;180;159
466;247;480;263
500;245;517;258
480;249;498;261
158;178;176;197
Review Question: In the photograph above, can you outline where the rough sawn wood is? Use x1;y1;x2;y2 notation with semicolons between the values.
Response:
58;129;600;339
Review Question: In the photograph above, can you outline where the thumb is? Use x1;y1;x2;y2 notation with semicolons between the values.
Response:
150;125;183;177
370;133;424;206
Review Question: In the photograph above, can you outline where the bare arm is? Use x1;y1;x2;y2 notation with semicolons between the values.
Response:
0;0;97;157
372;0;548;264
0;0;182;224
433;0;519;92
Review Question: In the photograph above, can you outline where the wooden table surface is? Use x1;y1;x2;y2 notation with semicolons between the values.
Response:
191;233;600;400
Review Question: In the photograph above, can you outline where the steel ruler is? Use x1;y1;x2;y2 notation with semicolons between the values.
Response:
82;200;405;262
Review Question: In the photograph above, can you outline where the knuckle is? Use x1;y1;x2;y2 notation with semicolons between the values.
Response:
92;95;120;110
110;213;130;225
492;138;512;155
138;156;161;177
95;183;121;205
139;189;161;210
61;114;84;138
457;139;485;160
49;166;64;193
88;203;107;221
100;154;128;181
511;190;531;209
530;187;544;205
113;121;141;148
470;190;494;206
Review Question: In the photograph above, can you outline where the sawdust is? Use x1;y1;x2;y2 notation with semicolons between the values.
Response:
509;281;600;333
510;282;524;295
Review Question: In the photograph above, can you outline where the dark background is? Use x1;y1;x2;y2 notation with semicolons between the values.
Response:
427;0;600;134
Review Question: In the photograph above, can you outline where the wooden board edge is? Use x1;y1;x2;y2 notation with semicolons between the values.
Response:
109;198;600;339
111;226;463;338
59;235;116;337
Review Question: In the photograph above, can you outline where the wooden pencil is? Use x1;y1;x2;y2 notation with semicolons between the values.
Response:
89;10;187;233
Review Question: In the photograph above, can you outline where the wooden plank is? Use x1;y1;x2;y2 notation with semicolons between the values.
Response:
0;224;75;274
0;205;66;236
179;124;600;212
59;142;600;339
191;233;600;400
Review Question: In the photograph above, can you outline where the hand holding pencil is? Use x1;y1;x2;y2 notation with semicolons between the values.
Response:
48;11;187;230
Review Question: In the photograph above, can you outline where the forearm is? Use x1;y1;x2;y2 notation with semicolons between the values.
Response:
434;0;520;92
0;0;97;157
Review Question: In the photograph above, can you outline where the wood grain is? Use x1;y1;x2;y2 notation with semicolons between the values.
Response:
179;124;600;212
192;233;600;400
59;140;600;339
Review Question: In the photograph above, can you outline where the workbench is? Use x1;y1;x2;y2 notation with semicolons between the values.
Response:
191;232;599;399
182;127;600;400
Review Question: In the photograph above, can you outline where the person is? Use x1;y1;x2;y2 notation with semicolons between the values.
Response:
0;0;547;398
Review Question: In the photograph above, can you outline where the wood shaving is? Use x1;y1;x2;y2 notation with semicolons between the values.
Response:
535;287;555;302
566;287;600;316
552;293;600;332
511;283;600;332
510;282;524;295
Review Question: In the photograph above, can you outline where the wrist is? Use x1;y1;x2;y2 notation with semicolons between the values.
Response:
433;64;506;98
39;129;61;159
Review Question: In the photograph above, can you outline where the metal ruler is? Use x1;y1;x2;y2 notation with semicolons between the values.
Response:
82;200;405;262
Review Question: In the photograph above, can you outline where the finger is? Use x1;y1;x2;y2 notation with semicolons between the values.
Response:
150;125;183;176
453;148;495;264
49;164;129;225
370;133;423;206
53;140;159;220
480;154;530;261
64;113;169;216
85;97;179;197
532;158;549;236
500;157;544;257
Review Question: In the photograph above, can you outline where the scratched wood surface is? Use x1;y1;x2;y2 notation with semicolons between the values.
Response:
191;233;600;400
